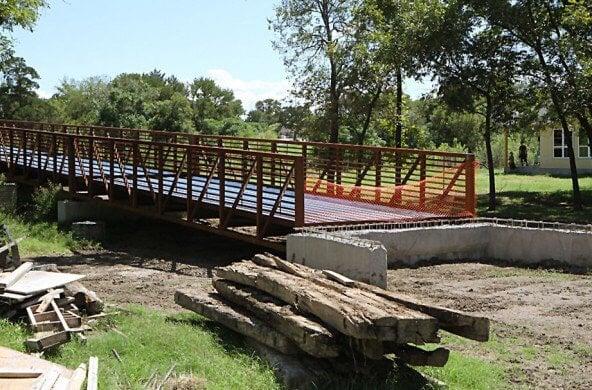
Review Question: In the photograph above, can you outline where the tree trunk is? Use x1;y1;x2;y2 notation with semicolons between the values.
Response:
395;67;403;185
484;95;496;211
358;86;383;145
319;0;339;185
329;61;340;144
395;67;403;148
533;46;582;210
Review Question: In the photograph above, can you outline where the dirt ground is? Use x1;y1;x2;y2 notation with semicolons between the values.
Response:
29;223;592;389
389;263;592;389
32;223;260;310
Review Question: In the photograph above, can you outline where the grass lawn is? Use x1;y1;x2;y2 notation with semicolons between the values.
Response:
0;211;95;257
476;170;592;223
0;306;509;390
0;307;280;389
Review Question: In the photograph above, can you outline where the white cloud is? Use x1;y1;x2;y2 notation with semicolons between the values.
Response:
36;88;55;99
206;69;291;112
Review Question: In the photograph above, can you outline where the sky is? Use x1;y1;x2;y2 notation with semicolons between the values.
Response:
12;0;433;111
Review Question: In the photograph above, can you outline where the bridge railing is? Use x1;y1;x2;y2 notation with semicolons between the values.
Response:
0;125;305;237
0;120;476;217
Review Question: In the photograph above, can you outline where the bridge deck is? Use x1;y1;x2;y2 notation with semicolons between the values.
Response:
1;147;441;225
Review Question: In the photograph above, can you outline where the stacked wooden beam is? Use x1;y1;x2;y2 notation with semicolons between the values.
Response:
176;254;489;370
0;262;104;352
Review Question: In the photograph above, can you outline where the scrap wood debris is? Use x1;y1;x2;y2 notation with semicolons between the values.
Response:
176;253;490;376
0;346;98;390
0;224;21;269
0;260;104;353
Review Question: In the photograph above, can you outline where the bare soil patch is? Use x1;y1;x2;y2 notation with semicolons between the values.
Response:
388;262;592;389
31;222;260;311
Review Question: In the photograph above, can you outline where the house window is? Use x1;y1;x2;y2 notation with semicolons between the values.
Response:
553;129;568;158
579;129;590;158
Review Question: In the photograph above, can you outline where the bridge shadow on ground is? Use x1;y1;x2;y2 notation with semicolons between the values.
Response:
35;218;262;276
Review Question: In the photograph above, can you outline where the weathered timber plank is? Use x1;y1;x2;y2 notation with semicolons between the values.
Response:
87;357;98;390
256;254;489;342
322;270;355;286
31;317;82;333
0;271;84;295
0;346;72;380
32;309;74;323
17;292;69;310
346;338;449;367
0;262;33;291
175;289;299;355
25;331;70;352
391;345;450;367
67;363;87;390
358;285;489;342
212;279;340;358
215;261;438;343
36;289;62;313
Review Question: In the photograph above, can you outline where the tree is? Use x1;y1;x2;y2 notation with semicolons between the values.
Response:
468;0;584;209
278;102;316;140
202;117;278;139
50;77;109;124
0;0;46;32
418;97;483;152
149;91;193;133
246;99;283;124
98;73;159;129
98;72;194;132
429;5;520;210
0;37;39;119
271;0;356;143
188;77;244;130
0;0;46;120
360;0;448;148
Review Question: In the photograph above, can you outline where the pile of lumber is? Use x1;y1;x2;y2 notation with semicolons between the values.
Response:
0;346;98;390
0;262;104;352
176;254;489;372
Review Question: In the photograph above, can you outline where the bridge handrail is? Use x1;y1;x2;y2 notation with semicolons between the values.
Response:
0;119;472;159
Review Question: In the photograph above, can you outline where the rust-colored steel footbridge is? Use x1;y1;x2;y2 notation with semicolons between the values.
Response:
0;120;476;249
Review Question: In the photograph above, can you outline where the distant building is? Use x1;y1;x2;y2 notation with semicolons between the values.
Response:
506;128;592;175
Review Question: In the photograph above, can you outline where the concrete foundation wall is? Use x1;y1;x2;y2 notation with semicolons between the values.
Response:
58;200;141;225
353;224;490;266
487;226;592;268
286;233;388;288
345;223;592;268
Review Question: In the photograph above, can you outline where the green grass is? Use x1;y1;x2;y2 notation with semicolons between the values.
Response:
0;211;94;257
421;351;505;390
476;170;592;223
1;307;280;389
419;334;507;390
420;328;592;390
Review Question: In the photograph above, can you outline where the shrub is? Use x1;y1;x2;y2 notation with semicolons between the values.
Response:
31;182;63;221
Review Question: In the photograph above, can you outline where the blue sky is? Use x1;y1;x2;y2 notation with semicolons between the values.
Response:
12;0;432;110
